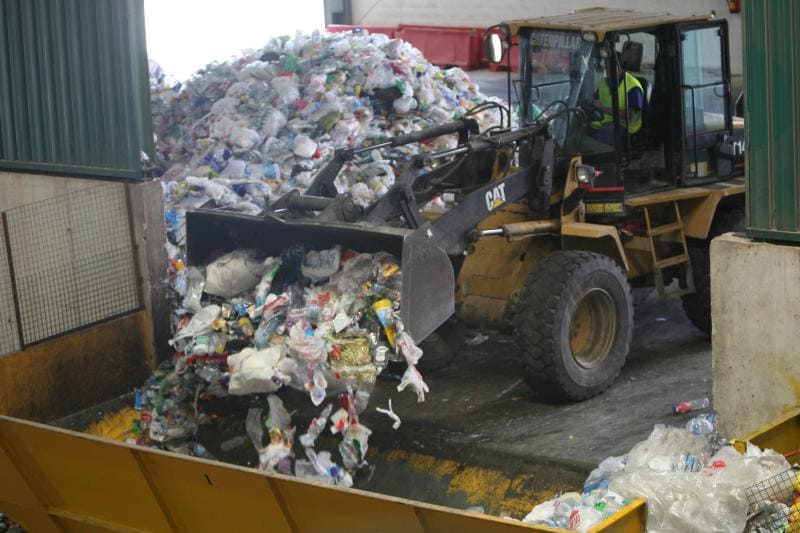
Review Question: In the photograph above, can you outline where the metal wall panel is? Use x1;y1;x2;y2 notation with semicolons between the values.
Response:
745;0;800;242
0;0;152;179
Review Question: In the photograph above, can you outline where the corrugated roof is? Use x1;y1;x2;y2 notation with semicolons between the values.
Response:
504;7;712;40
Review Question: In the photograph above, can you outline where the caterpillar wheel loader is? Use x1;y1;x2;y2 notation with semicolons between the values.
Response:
186;7;745;401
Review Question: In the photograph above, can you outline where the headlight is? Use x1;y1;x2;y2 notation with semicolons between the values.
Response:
576;164;595;184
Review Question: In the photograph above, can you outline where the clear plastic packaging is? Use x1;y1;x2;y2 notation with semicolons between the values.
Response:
182;267;205;312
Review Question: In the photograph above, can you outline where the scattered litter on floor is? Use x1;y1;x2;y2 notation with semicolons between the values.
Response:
523;414;793;532
673;397;711;414
376;398;402;430
464;332;489;346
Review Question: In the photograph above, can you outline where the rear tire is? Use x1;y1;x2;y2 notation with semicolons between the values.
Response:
514;251;633;402
681;206;745;335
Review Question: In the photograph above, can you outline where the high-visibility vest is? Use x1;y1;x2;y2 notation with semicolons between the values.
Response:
591;72;643;134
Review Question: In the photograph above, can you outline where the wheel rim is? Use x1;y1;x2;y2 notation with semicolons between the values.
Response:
569;288;617;369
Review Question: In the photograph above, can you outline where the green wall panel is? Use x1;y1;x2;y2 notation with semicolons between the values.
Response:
0;0;152;179
745;0;800;241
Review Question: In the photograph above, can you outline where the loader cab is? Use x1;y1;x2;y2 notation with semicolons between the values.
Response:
492;9;744;215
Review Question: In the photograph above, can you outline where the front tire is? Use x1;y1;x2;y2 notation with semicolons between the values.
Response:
514;251;633;402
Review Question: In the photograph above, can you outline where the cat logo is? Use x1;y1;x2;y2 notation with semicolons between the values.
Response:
485;183;507;211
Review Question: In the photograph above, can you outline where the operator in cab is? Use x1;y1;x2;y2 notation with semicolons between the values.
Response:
589;55;643;145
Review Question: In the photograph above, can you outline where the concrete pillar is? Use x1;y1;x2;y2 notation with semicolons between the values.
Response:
712;233;800;437
126;180;172;366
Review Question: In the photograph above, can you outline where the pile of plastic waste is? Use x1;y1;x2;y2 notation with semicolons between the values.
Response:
138;29;503;484
155;29;503;237
524;414;792;532
132;245;423;487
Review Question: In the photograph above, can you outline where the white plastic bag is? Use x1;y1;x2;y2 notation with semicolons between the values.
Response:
204;250;269;298
227;346;297;395
172;304;221;341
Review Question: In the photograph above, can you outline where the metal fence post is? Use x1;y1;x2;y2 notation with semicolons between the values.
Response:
1;211;25;349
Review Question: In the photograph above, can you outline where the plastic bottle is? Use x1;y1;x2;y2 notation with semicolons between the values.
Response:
672;397;710;414
685;413;716;436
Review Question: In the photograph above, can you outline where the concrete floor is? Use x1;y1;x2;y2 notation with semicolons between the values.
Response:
359;288;711;467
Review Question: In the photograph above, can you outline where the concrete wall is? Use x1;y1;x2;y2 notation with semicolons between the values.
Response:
0;171;102;211
712;234;800;437
0;312;153;421
349;0;743;74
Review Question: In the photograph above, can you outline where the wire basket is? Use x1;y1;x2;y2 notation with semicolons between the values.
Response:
744;465;800;532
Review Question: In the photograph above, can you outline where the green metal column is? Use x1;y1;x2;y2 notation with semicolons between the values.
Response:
745;0;800;242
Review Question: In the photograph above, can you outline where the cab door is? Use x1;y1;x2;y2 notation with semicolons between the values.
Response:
676;20;732;185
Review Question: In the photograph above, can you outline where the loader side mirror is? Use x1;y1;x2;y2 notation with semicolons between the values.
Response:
484;33;504;64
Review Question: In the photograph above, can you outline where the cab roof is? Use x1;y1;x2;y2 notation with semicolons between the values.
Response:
503;7;712;41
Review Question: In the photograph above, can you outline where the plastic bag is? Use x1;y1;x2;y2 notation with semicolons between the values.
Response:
397;364;429;402
266;394;292;431
245;407;264;451
300;404;333;448
609;444;790;533
303;449;353;488
339;423;372;470
396;330;423;366
584;455;627;492
227;346;297;395
172;304;221;341
182;267;205;312
204;250;269;298
287;334;328;366
625;424;710;473
301;246;341;282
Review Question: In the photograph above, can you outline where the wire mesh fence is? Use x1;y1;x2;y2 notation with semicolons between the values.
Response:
2;183;141;347
745;465;800;532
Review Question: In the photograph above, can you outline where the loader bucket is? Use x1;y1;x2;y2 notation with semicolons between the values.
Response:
185;209;455;342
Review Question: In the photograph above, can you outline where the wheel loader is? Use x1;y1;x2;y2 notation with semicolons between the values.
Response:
186;8;745;401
